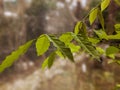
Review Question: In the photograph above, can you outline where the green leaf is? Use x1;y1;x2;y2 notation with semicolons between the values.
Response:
59;32;73;45
59;33;80;53
36;34;50;56
108;33;120;39
101;0;111;11
56;50;65;58
0;40;34;72
106;46;119;59
89;8;98;25
98;9;105;30
80;22;87;36
94;30;108;40
94;29;120;40
74;22;87;36
114;24;120;33
48;52;56;68
106;46;119;55
88;38;100;44
96;47;105;55
41;57;48;69
68;43;80;53
72;33;100;60
46;35;74;62
74;21;82;35
42;51;56;69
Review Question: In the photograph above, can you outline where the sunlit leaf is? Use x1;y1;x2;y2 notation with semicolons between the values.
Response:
59;32;73;45
108;33;120;39
94;29;120;40
106;46;119;55
68;43;80;53
80;22;87;36
101;0;111;11
89;8;98;25
56;50;65;58
106;46;119;59
94;30;108;40
96;47;105;55
42;51;56;69
0;40;34;72
74;22;87;36
42;57;48;69
88;38;100;44
59;33;80;53
36;34;50;56
74;21;82;35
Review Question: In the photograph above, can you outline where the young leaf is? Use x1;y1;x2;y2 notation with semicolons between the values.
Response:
88;38;100;44
0;40;34;72
79;22;87;36
94;30;108;40
106;46;119;55
59;32;73;45
106;46;119;59
68;43;80;53
101;0;111;11
89;8;98;25
42;57;48;69
98;9;105;30
56;50;65;58
108;33;120;39
46;35;74;62
59;33;80;53
95;30;120;40
96;47;105;55
72;33;100;60
74;22;87;35
42;51;56;69
74;21;82;34
36;34;50;56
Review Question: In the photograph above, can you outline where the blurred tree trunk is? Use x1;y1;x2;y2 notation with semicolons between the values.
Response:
0;0;3;15
106;0;119;34
15;0;27;47
17;0;26;16
74;0;82;20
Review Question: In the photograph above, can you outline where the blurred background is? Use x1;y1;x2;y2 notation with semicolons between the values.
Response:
0;0;120;90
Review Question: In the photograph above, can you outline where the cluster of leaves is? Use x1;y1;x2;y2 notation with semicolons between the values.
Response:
0;0;120;72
